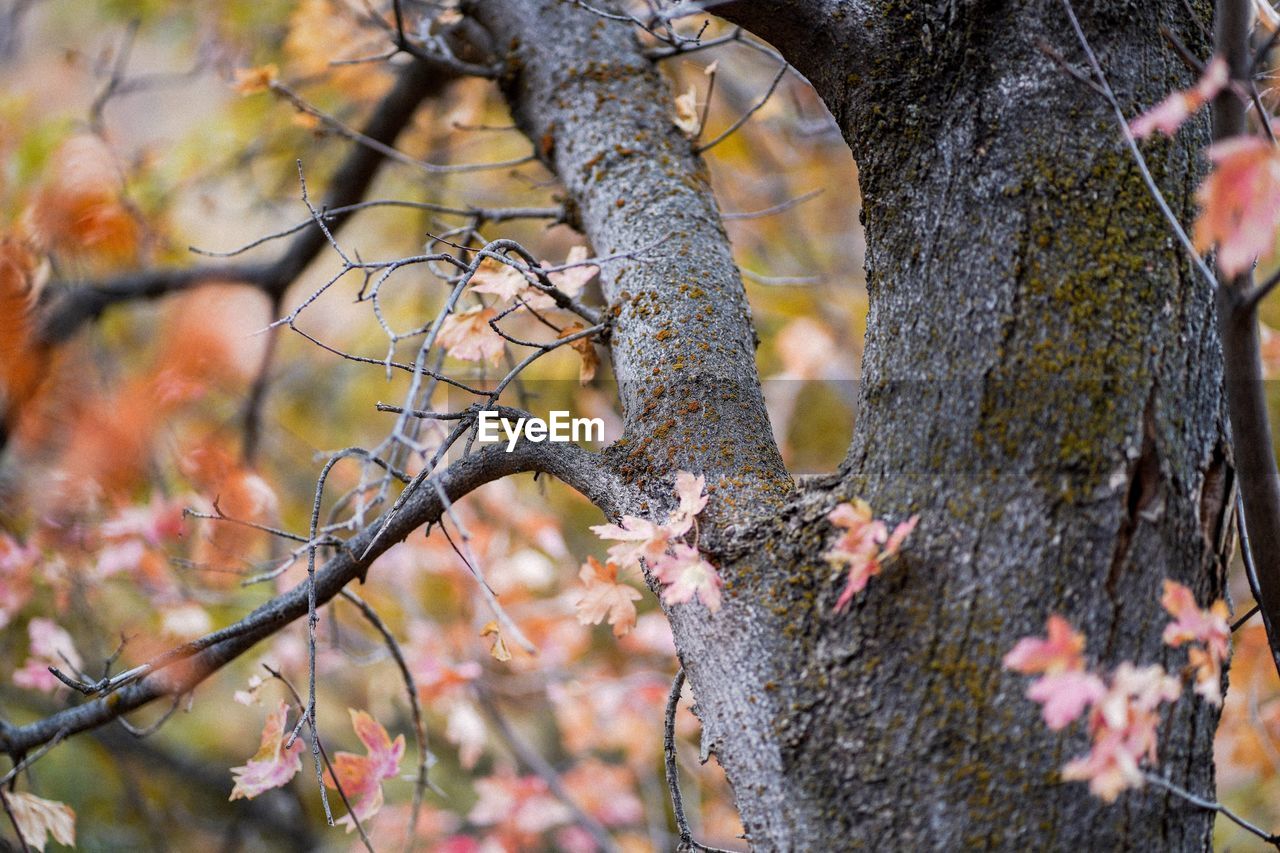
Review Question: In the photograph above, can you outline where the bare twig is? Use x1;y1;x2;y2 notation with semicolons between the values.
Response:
339;589;432;849
1143;772;1280;848
664;669;733;853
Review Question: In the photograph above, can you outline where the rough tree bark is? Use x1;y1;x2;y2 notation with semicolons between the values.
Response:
480;0;1227;848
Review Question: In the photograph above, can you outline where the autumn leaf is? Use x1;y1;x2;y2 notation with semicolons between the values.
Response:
0;237;47;438
323;709;405;831
674;85;700;135
233;64;278;95
229;700;304;800
546;245;597;296
1003;614;1088;675
652;543;722;612
590;515;674;573
480;620;512;662
1;791;75;852
576;556;642;636
668;470;708;536
21;134;139;266
1129;57;1227;139
1062;663;1182;802
469;258;530;302
13;618;82;693
1160;580;1230;705
1193;134;1280;278
824;501;917;609
560;323;599;385
438;306;504;364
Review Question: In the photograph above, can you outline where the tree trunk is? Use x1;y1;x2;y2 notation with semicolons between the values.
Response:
482;0;1228;847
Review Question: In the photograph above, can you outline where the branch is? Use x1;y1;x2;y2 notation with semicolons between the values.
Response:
0;441;634;757
472;0;791;502
663;669;733;853
36;55;454;345
1210;0;1280;679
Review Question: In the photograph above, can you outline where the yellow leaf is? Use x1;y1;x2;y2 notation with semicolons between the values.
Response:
480;620;512;662
233;64;278;95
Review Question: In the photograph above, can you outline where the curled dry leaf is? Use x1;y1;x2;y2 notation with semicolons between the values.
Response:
674;85;700;135
1;790;75;852
560;323;599;385
481;620;512;662
233;64;278;95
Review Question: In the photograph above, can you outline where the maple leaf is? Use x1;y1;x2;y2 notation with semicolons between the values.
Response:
1005;615;1108;729
668;470;708;536
1026;670;1107;730
1;791;75;852
576;556;642;636
233;64;278;95
1060;728;1144;803
560;323;600;385
546;245;598;296
323;709;405;831
229;700;304;800
1193;134;1280;278
469;258;530;302
1003;614;1088;675
653;543;723;612
438;306;504;364
1066;662;1181;802
674;85;700;135
1130;57;1228;139
590;516;674;573
1159;580;1230;705
825;501;917;610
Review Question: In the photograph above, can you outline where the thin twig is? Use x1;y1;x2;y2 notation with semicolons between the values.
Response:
1143;772;1280;848
339;590;432;850
664;669;733;853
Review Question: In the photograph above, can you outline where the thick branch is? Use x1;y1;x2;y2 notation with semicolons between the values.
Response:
471;0;790;507
36;56;451;345
469;2;802;843
0;441;632;756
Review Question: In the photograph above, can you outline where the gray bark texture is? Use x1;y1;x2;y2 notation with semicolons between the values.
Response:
473;0;1231;849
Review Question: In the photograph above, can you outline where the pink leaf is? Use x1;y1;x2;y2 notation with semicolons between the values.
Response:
1193;134;1280;278
1002;615;1087;675
229;700;304;800
652;543;722;612
1027;670;1107;730
323;709;405;831
1130;56;1228;139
